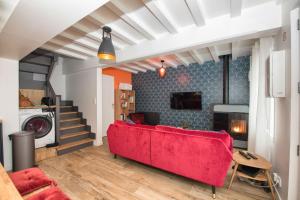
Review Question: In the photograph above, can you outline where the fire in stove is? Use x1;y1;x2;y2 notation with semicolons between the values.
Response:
230;120;247;134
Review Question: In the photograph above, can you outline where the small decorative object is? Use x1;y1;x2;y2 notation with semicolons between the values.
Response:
158;60;166;78
97;26;116;63
119;83;132;90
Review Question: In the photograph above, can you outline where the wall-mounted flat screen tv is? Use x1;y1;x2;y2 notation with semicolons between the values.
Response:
170;92;202;110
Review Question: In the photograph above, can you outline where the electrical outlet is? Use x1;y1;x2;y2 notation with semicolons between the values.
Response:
273;173;282;187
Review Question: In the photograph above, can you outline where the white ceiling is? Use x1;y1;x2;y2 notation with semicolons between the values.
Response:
0;0;282;73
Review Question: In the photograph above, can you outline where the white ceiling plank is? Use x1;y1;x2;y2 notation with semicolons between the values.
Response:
184;0;206;26
208;47;220;63
163;59;178;68
112;2;281;64
133;61;156;71
230;0;242;17
87;31;123;49
0;0;20;32
49;38;96;57
107;1;157;40
59;32;99;50
231;41;240;60
145;59;161;68
0;0;109;59
41;44;88;60
175;53;190;66
123;63;147;72
88;13;138;45
143;0;178;34
189;50;204;64
113;67;138;74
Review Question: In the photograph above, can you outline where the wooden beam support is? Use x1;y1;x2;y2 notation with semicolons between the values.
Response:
123;63;147;72
143;0;178;33
133;61;156;71
230;0;242;17
208;47;220;63
107;0;157;40
185;0;206;26
189;50;204;64
175;53;190;66
113;67;138;74
41;44;88;60
88;13;137;45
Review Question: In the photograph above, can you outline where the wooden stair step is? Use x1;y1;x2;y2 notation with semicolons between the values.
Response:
60;106;73;108
60;118;81;123
59;124;85;131
57;138;94;151
60;131;89;140
60;112;77;115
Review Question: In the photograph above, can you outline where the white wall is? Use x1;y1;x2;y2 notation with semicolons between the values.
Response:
0;58;19;170
50;57;66;100
272;0;300;199
66;68;102;146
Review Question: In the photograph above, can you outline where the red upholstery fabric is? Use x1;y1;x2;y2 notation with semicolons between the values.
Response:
26;187;70;200
155;125;233;150
107;123;152;165
9;168;56;196
129;113;145;124
107;122;233;187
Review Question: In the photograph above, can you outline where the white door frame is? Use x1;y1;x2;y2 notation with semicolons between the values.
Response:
102;75;114;137
288;7;300;200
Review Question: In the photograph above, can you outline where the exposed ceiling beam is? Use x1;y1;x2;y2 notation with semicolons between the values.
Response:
0;0;20;32
231;41;239;60
189;50;204;64
145;59;161;68
107;1;157;40
113;67;138;74
143;0;178;33
184;0;206;26
163;59;178;68
72;22;124;49
0;0;109;60
49;38;96;57
208;47;220;62
175;53;190;66
113;2;281;64
59;31;99;50
41;44;88;60
123;63;147;72
133;61;156;71
230;0;242;17
87;14;137;45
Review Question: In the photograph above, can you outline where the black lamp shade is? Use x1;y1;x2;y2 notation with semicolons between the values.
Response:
98;26;116;63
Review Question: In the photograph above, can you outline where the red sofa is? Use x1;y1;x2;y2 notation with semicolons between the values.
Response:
107;121;233;198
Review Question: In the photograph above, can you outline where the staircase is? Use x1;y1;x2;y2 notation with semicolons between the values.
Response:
56;100;95;155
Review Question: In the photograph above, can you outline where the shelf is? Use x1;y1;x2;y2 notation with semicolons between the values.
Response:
236;171;267;181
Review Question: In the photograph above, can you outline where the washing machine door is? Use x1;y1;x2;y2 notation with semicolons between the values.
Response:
22;115;53;139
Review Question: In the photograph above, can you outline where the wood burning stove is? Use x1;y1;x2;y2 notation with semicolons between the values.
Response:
213;104;249;149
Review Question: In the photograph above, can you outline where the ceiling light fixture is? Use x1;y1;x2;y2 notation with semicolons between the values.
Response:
158;60;166;78
97;26;116;63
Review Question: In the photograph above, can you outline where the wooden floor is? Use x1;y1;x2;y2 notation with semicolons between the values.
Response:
38;138;271;200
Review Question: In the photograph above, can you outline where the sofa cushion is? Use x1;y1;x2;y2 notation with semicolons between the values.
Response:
155;125;232;150
129;113;145;124
26;187;70;200
9;168;56;196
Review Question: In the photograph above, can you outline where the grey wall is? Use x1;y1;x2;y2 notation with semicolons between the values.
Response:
132;56;250;130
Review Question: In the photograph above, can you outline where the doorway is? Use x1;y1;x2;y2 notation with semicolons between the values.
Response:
102;75;115;137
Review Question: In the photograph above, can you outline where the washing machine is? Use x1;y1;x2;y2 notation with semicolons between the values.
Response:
19;109;55;148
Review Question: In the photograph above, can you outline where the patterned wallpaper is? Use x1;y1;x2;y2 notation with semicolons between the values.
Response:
132;56;250;130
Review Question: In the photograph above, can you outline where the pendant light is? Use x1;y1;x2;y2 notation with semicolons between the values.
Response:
158;60;166;78
97;26;116;63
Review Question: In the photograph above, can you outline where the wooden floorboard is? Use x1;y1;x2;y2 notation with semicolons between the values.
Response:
38;138;272;200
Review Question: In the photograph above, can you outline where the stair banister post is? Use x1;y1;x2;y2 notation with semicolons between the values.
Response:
55;95;61;144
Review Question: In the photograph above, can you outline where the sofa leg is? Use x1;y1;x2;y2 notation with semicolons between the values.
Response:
212;186;216;199
114;154;117;159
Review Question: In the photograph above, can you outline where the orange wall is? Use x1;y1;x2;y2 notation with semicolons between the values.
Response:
102;67;132;89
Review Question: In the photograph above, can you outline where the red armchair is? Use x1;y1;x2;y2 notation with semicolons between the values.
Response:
107;121;233;199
